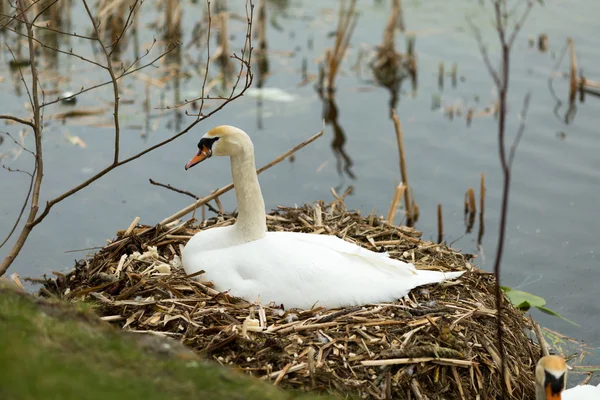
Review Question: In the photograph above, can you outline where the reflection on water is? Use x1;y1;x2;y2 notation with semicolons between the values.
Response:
318;90;356;181
369;0;417;117
254;0;270;130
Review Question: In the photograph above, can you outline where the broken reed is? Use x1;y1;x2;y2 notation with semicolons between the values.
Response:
391;110;417;226
478;172;486;246
464;187;476;233
324;0;358;92
568;37;577;104
386;184;406;225
437;203;443;244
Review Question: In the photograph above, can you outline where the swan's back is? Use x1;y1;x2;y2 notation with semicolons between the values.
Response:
183;228;463;309
563;383;600;400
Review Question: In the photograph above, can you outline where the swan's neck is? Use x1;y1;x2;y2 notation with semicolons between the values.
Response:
230;148;266;242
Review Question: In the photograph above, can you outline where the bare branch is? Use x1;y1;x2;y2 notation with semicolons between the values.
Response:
149;178;200;200
507;1;534;48
108;0;139;56
6;45;34;110
508;92;531;167
0;131;35;157
2;23;108;70
81;0;121;163
41;44;175;108
198;0;212;117
467;17;501;87
31;0;59;24
149;178;220;214
0;115;34;129
0;163;37;249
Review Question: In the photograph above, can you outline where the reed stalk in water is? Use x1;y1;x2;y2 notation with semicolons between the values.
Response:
386;184;406;225
324;0;358;92
437;204;444;244
391;110;416;226
477;173;486;246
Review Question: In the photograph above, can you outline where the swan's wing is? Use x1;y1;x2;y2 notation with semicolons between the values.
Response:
278;232;464;281
277;232;416;277
563;383;600;400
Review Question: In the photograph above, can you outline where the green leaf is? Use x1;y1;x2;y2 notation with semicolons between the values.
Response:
502;286;579;326
536;306;580;327
503;288;546;308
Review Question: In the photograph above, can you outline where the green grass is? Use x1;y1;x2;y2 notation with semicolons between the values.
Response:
0;286;331;400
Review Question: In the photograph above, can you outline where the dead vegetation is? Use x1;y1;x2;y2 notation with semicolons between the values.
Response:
41;199;540;399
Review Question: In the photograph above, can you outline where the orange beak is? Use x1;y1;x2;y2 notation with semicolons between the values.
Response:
185;145;212;170
546;384;562;400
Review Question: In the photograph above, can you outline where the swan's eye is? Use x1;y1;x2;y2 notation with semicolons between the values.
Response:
198;136;219;150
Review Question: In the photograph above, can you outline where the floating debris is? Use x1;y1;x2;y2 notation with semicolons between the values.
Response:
61;92;77;105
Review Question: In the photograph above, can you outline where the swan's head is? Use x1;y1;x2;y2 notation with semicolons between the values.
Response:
535;355;567;399
185;125;251;170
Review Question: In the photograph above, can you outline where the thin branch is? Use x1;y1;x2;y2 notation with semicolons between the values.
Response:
149;178;200;200
467;17;501;87
198;0;212;117
2;23;108;70
507;1;534;48
2;165;33;177
0;131;35;157
108;0;139;57
0;163;37;249
31;0;58;24
6;45;34;110
508;92;531;167
82;0;121;163
0;115;34;129
41;43;175;108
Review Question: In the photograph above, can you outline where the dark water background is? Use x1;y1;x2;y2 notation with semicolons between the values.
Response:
1;0;599;370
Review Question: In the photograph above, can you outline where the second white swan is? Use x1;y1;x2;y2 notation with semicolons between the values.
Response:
182;125;463;309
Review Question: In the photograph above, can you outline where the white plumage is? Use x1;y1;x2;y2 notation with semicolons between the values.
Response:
182;125;463;309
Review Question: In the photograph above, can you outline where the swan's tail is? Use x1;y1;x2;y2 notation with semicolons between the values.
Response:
416;269;465;284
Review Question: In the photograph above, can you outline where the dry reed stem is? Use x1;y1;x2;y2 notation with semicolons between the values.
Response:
391;110;414;226
568;37;577;104
325;0;357;91
478;173;486;246
466;187;476;214
386;184;406;225
451;62;458;87
437;203;443;244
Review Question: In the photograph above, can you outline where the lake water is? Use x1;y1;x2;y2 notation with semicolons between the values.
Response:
1;0;599;370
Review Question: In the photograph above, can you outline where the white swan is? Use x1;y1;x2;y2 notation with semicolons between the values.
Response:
536;355;600;399
182;125;463;309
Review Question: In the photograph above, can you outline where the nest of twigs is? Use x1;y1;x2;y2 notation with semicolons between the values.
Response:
42;199;539;399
